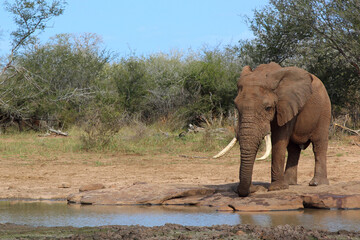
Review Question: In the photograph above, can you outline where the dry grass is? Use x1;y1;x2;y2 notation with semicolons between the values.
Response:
0;123;235;160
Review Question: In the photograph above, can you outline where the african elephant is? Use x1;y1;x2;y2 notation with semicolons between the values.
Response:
215;62;331;197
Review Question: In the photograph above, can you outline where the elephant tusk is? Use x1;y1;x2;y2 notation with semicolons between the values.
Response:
213;134;272;160
256;134;272;160
213;137;237;159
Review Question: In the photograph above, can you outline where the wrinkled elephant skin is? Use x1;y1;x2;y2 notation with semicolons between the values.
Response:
234;62;331;197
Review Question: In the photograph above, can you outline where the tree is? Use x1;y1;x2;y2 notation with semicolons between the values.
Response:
9;33;110;126
241;0;360;74
306;0;360;76
238;0;360;124
1;0;66;75
143;52;189;119
111;57;150;118
0;0;66;130
240;0;314;65
182;47;241;123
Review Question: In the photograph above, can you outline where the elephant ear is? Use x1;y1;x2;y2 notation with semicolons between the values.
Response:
269;67;313;126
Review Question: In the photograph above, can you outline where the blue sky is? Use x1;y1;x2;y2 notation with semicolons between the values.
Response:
0;0;268;56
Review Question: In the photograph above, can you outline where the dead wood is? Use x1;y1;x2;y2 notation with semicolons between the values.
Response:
334;123;360;136
49;128;68;136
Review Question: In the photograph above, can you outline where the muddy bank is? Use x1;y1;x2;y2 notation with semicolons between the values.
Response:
1;223;359;239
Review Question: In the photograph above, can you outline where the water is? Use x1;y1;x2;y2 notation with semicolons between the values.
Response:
0;201;360;232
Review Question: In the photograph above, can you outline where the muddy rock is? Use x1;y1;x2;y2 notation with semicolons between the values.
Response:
68;183;304;211
69;183;216;205
68;181;360;211
227;194;304;211
302;194;360;209
79;183;105;192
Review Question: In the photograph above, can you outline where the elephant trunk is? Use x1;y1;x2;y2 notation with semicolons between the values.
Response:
238;126;262;197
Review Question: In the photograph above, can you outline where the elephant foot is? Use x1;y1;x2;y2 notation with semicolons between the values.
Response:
284;173;297;185
237;188;250;197
250;184;265;193
309;176;329;186
268;181;289;192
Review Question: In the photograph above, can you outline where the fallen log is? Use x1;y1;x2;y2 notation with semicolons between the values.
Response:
334;123;360;136
39;128;69;137
49;128;68;136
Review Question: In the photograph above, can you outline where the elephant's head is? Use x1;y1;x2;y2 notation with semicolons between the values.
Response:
235;62;313;197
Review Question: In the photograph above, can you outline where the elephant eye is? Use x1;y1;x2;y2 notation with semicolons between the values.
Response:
265;106;272;112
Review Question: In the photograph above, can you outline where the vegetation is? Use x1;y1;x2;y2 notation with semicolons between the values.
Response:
0;124;235;158
237;0;360;125
0;0;359;150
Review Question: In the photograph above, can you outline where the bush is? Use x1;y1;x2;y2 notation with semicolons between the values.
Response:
0;33;110;130
79;103;124;151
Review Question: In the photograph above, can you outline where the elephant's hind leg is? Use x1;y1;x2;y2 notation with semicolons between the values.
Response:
284;141;301;185
309;139;329;186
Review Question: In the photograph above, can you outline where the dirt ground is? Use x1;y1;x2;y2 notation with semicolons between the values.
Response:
1;223;360;239
0;136;359;239
0;137;359;200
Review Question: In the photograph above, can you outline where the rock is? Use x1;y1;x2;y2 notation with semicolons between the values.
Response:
67;181;360;211
236;230;246;236
67;193;82;203
228;194;304;211
302;194;360;209
69;184;215;205
58;182;71;188
217;206;235;211
67;183;303;211
79;183;105;192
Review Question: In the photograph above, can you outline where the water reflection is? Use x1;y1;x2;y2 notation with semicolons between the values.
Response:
237;210;360;232
0;201;359;232
0;201;240;227
238;211;304;227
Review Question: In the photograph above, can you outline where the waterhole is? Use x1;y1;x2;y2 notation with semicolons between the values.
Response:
1;201;359;232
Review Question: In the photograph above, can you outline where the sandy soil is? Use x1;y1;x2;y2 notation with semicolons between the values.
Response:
0;136;359;239
0;137;359;200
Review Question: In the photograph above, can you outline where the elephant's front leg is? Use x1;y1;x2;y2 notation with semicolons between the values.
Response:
268;135;290;191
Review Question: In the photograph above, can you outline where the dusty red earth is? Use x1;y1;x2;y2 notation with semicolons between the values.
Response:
0;137;359;203
0;136;360;239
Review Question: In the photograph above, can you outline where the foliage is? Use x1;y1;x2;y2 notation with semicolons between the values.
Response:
79;103;124;151
1;0;360;134
236;0;360;126
0;0;67;129
106;49;241;125
182;48;240;123
110;57;149;116
0;33;110;128
144;52;190;119
3;0;66;67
